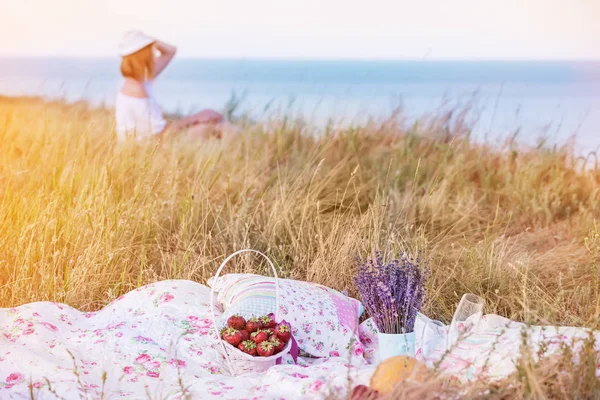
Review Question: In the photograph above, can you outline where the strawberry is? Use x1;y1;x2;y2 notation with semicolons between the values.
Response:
262;328;273;336
268;333;278;342
256;341;274;357
222;327;242;347
250;329;269;344
238;340;257;356
239;329;250;342
275;324;291;343
245;317;263;333
269;336;285;353
227;315;246;330
350;384;379;400
260;315;277;329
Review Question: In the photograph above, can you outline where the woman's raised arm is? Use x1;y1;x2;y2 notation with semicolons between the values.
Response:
153;40;177;77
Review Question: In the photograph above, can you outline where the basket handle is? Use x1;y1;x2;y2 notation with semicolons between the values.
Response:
209;249;281;375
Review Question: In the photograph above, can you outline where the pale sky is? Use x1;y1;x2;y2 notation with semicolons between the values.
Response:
1;0;599;59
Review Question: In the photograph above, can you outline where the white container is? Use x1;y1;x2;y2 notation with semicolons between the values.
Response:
216;335;292;375
210;249;291;376
377;331;416;361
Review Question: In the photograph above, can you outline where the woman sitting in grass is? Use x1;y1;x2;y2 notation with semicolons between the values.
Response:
116;30;230;141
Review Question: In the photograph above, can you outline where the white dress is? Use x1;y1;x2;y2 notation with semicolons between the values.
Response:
115;81;167;141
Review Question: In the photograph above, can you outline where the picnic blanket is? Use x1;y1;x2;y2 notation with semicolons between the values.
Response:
2;279;599;399
367;313;600;382
0;280;374;399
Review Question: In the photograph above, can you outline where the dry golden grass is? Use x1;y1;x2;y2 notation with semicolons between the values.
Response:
1;96;600;397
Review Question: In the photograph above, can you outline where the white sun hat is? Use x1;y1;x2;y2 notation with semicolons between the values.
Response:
118;30;155;57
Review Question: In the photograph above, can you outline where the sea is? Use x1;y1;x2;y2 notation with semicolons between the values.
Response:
1;58;599;151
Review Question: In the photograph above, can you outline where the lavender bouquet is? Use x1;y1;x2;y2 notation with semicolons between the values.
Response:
354;251;428;334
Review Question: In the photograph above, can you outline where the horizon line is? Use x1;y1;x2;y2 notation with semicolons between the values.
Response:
1;55;600;63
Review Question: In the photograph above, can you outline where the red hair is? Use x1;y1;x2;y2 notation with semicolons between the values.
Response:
120;45;154;81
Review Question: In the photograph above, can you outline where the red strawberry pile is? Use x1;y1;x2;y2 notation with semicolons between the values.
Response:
221;314;292;358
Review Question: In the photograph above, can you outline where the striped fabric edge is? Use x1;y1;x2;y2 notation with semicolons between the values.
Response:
223;278;276;307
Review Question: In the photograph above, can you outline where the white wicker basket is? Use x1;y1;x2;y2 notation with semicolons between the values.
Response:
209;249;292;376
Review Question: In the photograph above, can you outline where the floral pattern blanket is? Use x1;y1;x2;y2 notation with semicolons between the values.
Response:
0;280;373;399
2;279;599;399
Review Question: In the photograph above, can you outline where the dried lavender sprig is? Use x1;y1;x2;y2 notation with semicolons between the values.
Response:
354;251;428;334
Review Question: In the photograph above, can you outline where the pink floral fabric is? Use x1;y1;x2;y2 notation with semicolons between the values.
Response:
208;274;364;358
358;314;600;383
0;280;373;399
